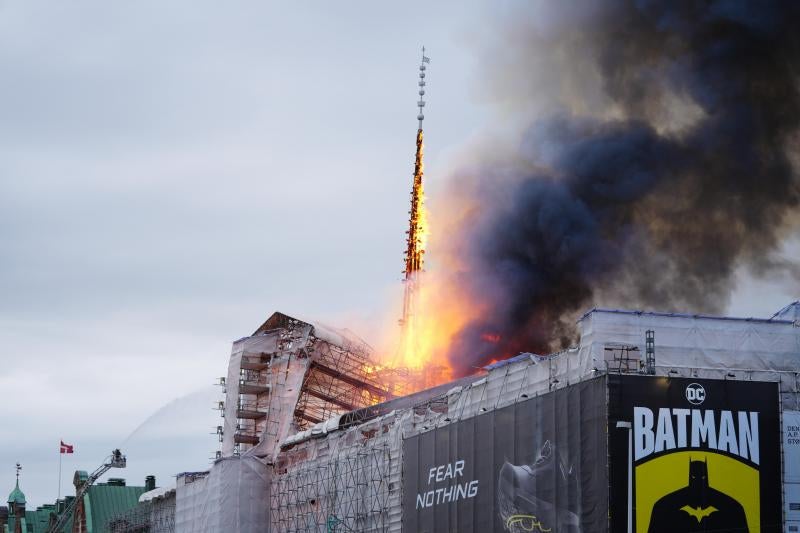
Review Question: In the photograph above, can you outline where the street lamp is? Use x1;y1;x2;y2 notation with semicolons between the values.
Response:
616;421;633;533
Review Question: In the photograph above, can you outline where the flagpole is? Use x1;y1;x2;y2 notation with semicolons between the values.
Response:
58;442;62;503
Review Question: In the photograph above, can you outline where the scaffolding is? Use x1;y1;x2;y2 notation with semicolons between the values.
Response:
604;343;641;373
644;329;656;375
294;339;405;428
226;312;410;457
270;442;396;533
107;492;176;533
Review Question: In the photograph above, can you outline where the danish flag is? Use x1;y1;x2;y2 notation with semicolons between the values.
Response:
60;441;74;454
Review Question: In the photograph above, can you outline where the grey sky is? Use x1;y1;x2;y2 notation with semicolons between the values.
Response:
0;0;496;505
0;1;795;506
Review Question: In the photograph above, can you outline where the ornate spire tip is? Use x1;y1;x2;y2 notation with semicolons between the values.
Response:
417;47;430;129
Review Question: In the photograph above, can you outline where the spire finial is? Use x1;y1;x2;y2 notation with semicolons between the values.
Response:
417;46;430;130
15;463;21;482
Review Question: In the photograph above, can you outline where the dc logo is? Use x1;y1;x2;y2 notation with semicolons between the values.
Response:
686;383;706;405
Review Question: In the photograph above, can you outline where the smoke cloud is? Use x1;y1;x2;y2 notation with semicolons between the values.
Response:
442;0;800;375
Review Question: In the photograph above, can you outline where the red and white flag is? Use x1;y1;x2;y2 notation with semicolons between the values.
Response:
60;441;74;454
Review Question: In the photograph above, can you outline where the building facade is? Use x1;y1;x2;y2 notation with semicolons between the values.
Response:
109;303;800;532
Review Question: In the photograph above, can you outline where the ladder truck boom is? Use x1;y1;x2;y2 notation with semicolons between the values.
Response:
48;449;126;533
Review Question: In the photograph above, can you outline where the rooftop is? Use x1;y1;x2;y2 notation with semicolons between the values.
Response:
579;305;798;325
8;480;25;505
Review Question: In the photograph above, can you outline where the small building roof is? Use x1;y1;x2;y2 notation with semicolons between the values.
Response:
8;480;25;505
83;483;147;532
26;505;56;533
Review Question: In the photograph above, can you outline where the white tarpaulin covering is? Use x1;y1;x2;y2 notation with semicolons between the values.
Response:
580;309;800;372
773;301;800;323
175;456;268;533
579;308;800;373
139;483;176;503
578;307;800;411
222;335;278;456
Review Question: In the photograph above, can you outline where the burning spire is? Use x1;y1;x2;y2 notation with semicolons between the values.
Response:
397;48;430;365
404;47;429;281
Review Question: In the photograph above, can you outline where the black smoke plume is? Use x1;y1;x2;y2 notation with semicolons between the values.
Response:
445;0;800;375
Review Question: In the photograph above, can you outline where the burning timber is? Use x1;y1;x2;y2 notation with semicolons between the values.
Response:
106;303;800;532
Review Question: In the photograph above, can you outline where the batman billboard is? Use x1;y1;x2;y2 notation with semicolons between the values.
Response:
608;375;781;533
402;376;608;532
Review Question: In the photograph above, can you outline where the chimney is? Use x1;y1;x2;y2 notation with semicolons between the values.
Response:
145;476;156;492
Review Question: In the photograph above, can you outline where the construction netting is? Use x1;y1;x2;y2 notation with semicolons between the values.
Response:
174;456;268;533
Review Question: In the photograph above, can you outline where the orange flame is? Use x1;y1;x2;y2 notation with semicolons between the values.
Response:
385;267;488;387
375;144;491;389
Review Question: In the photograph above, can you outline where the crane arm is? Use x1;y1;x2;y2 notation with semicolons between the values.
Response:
47;450;126;533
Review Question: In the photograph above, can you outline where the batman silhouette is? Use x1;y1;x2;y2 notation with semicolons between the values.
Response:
647;458;748;532
497;440;581;532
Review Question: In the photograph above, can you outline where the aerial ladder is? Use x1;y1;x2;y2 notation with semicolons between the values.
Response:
47;449;127;533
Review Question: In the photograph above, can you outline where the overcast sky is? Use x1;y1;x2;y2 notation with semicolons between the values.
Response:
0;1;795;506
